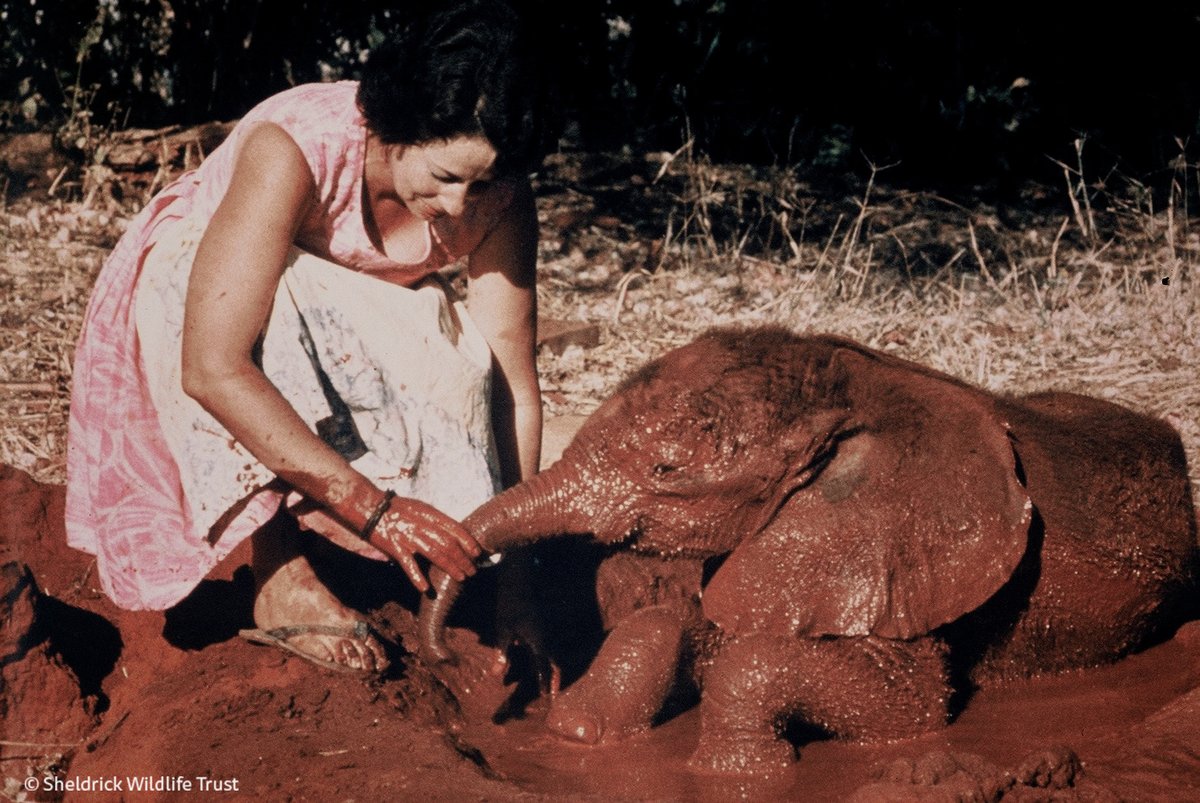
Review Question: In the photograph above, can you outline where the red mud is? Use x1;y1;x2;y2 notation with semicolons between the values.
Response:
3;462;1199;801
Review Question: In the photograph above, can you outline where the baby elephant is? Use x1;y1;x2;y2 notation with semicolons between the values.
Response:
420;327;1198;775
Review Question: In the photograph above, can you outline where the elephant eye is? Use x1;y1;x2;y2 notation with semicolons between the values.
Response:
652;463;678;477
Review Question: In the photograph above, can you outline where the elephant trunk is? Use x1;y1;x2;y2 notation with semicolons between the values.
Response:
464;460;592;551
417;460;591;664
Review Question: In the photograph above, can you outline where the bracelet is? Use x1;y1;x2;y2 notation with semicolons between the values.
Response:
360;489;396;541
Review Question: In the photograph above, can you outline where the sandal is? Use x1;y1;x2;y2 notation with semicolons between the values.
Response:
238;621;388;675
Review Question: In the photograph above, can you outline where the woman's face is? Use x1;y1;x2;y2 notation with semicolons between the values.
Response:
388;135;498;221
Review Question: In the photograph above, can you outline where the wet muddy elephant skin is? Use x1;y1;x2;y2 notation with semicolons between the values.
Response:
419;327;1199;775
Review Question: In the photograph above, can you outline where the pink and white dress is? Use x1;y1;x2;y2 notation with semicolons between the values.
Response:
66;81;515;610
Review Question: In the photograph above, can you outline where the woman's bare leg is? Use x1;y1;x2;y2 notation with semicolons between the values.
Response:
251;515;389;673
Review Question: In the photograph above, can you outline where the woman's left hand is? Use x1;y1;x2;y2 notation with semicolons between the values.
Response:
366;496;484;592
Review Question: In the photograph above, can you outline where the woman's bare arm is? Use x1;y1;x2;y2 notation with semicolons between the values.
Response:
466;180;542;486
181;123;480;588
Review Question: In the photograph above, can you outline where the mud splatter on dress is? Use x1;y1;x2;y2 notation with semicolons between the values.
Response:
66;82;515;610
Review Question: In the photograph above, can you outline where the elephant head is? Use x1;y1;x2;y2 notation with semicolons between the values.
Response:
470;329;857;556
420;327;1033;661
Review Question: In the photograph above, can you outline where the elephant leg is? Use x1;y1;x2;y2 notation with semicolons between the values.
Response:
689;633;950;776
545;604;686;744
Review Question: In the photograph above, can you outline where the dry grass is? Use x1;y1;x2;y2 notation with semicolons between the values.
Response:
1;149;1196;504
0;201;116;479
533;150;1199;498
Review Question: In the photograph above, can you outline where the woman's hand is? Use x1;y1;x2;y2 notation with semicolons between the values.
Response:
365;496;484;592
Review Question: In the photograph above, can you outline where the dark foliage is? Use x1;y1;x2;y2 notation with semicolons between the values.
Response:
3;0;1198;187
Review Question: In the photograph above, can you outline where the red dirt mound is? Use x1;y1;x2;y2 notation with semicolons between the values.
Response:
3;463;1200;801
1;562;100;787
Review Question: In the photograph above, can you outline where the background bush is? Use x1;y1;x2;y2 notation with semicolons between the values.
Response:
3;0;1198;189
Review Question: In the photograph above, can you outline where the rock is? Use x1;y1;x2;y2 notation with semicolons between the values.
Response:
1011;746;1080;789
537;318;601;355
0;132;71;194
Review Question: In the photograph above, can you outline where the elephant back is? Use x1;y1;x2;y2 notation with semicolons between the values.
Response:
968;391;1199;677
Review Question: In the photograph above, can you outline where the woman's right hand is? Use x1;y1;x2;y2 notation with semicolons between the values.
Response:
365;495;484;592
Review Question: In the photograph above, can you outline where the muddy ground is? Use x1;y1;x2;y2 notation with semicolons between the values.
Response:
3;139;1200;800
4;456;1200;802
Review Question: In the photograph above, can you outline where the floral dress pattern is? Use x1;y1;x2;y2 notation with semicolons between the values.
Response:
66;81;513;610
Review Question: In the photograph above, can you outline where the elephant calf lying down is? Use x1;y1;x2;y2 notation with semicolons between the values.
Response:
420;327;1199;775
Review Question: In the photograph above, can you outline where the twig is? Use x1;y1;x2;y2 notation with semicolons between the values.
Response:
67;558;97;600
851;243;875;300
656;214;675;271
1048;216;1070;279
1028;272;1046;311
1074;137;1098;240
652;139;694;185
47;166;70;198
776;210;802;263
813;214;844;274
612;269;652;324
1053;157;1091;243
1166;184;1177;263
840;173;875;270
967;220;996;288
941;248;966;274
0;382;56;394
840;159;894;271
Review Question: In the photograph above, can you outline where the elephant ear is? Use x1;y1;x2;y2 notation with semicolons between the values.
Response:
702;347;1032;640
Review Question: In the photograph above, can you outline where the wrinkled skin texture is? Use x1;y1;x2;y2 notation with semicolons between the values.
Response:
420;327;1199;775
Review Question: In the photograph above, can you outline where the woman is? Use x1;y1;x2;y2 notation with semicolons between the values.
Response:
66;0;549;674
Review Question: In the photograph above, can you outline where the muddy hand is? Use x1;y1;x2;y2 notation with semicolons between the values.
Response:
367;497;483;591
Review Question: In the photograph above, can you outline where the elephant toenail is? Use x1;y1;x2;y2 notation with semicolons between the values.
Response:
549;711;602;744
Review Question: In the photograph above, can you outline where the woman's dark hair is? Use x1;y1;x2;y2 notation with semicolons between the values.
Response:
357;0;553;175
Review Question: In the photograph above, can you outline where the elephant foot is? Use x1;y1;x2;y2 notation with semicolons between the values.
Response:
689;632;953;777
687;729;795;776
544;605;686;745
687;632;808;776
